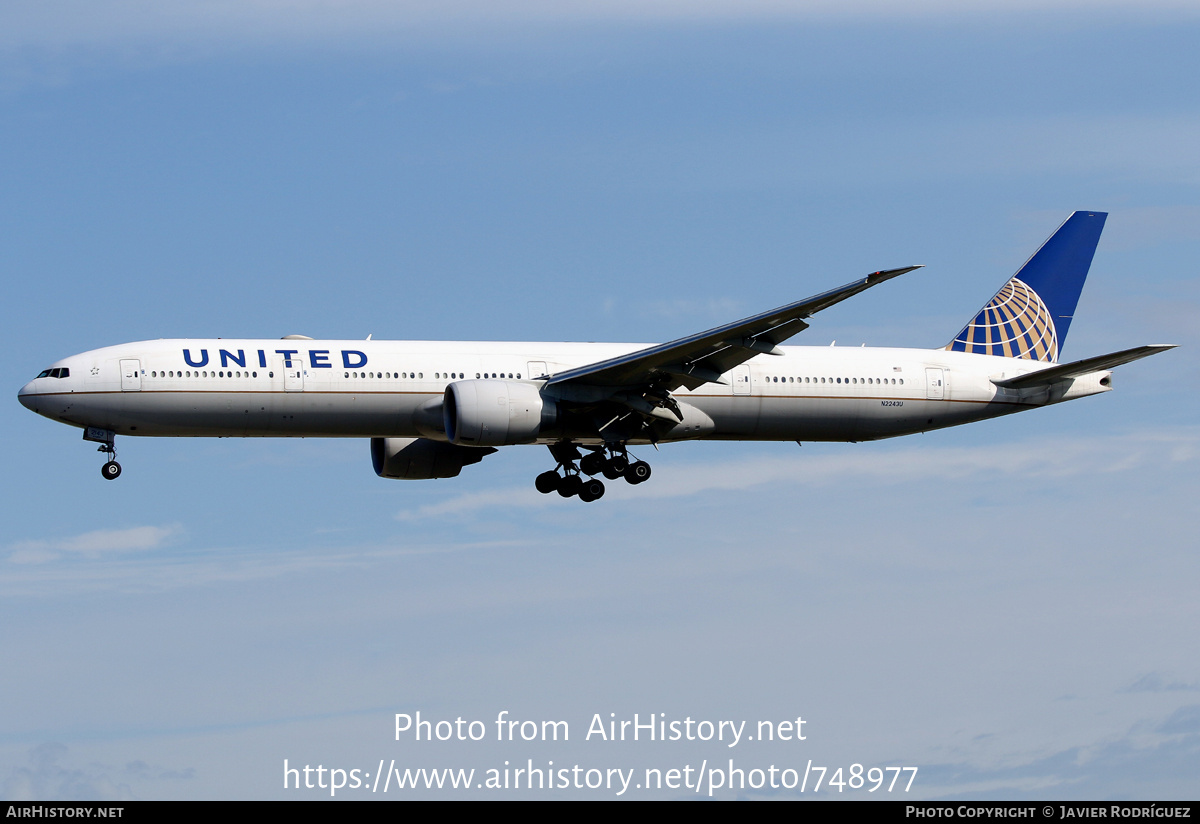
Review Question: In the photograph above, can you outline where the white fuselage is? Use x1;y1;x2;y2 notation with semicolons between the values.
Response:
17;338;1110;444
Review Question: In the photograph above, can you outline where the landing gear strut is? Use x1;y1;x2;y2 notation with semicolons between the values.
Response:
534;443;601;501
83;427;121;480
533;443;652;501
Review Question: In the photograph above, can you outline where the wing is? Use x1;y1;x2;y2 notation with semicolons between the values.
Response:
545;266;921;394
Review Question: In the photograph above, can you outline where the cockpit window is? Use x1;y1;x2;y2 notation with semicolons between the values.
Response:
36;368;69;379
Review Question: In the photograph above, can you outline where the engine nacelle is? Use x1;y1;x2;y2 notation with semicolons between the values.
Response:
443;380;554;447
371;437;496;480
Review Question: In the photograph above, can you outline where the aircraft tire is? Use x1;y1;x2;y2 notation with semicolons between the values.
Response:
579;452;606;476
535;471;561;494
101;461;122;480
603;455;628;479
624;461;651;485
579;479;605;502
558;475;583;498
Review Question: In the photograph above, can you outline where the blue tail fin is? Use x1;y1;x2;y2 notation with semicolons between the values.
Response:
946;211;1107;363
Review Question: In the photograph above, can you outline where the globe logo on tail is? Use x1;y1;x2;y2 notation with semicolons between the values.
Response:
947;277;1059;362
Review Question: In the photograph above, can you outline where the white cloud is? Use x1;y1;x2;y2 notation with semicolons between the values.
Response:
1123;674;1200;694
906;706;1200;800
8;524;182;564
0;743;194;802
394;427;1200;520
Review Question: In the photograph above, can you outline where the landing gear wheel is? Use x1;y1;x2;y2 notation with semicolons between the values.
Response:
101;461;122;480
557;475;584;498
579;452;606;476
624;460;651;485
535;471;561;494
578;479;606;502
603;455;629;479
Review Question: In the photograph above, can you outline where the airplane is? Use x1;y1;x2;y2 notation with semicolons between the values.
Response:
17;211;1175;502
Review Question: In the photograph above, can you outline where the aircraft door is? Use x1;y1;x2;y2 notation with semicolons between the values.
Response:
732;365;752;395
527;361;549;380
284;358;305;392
925;368;944;400
120;359;141;391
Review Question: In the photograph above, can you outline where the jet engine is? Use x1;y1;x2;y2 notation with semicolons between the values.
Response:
371;437;496;480
443;380;556;447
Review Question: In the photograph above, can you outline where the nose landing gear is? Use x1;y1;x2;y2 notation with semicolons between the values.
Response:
534;443;652;501
83;427;121;480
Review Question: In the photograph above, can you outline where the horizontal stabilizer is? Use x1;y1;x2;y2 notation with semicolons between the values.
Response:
990;344;1176;388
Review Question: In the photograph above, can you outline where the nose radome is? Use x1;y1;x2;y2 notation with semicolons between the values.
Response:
18;382;38;412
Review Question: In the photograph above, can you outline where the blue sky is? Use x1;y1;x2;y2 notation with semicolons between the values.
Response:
2;1;1198;799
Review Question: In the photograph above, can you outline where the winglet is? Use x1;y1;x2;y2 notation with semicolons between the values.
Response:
868;265;922;285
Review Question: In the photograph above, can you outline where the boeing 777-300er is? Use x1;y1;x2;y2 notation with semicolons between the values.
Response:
18;211;1175;502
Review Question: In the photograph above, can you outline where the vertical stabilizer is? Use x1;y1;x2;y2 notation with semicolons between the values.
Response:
946;211;1107;362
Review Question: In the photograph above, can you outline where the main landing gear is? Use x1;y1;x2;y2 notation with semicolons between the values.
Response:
535;443;652;502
